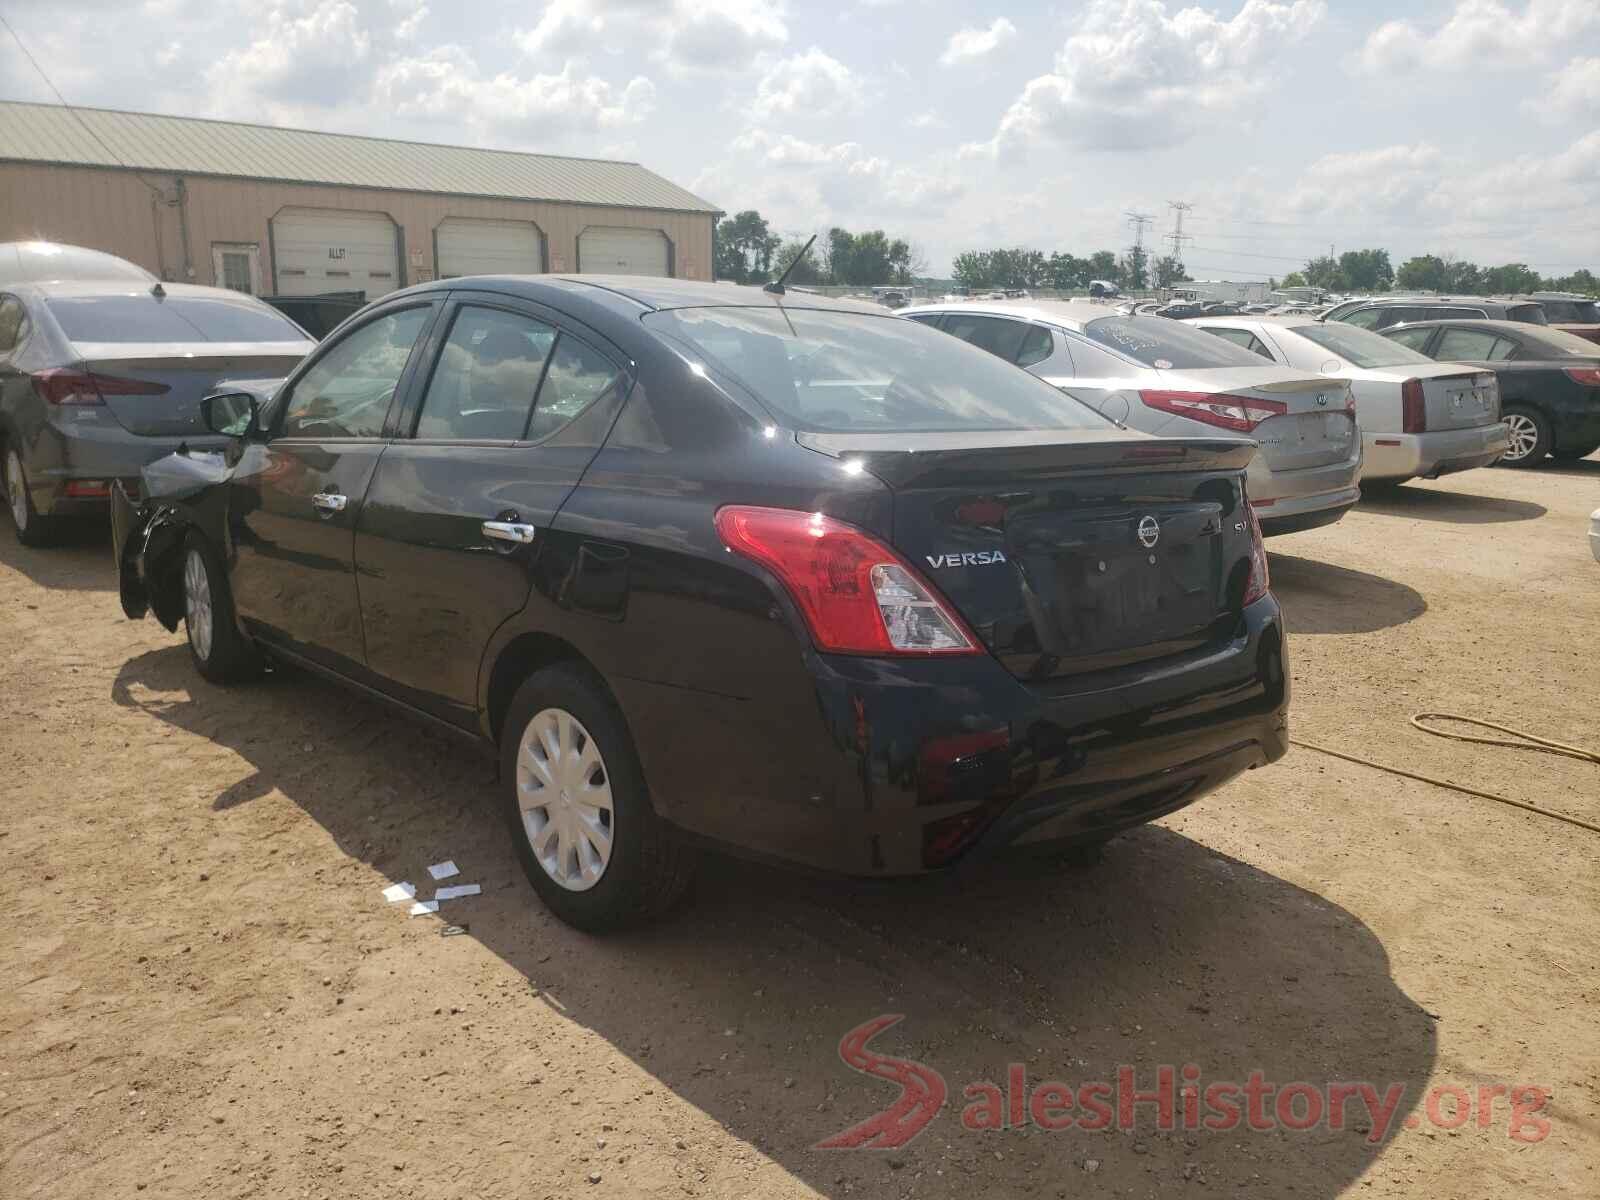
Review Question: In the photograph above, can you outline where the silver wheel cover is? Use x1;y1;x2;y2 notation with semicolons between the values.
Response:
516;707;615;891
184;548;214;660
1503;413;1539;462
7;452;27;531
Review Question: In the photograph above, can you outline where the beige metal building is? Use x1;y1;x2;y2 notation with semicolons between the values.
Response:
0;101;719;298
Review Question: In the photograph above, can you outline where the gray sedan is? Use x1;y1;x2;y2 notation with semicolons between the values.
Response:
902;300;1362;535
1;280;314;545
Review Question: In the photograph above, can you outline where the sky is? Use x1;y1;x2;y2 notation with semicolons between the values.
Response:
3;0;1598;278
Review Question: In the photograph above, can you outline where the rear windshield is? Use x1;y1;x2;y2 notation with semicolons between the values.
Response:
47;293;308;343
1534;299;1599;323
642;307;1108;433
1508;326;1600;357
1287;322;1435;368
1080;314;1265;369
1506;304;1548;325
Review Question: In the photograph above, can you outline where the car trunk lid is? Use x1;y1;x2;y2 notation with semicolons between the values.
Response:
798;429;1261;681
68;342;308;436
1225;375;1355;471
1421;370;1499;431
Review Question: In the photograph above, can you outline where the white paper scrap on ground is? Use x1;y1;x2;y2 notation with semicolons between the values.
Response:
408;900;440;916
382;882;417;903
434;884;482;901
427;860;460;881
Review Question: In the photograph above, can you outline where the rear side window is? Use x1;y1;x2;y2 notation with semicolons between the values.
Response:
1435;328;1514;361
1377;307;1427;328
1202;326;1275;360
1015;324;1054;368
942;314;1027;362
1342;308;1382;329
528;336;622;441
415;306;556;440
1536;299;1599;323
1384;326;1433;353
0;296;25;353
46;293;306;343
643;306;1107;433
1506;304;1548;325
1080;315;1263;369
901;312;943;328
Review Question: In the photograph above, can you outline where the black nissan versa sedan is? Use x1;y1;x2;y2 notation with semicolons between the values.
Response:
111;276;1289;930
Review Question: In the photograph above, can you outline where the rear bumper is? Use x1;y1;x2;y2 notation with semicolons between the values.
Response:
1257;493;1358;536
622;597;1289;876
28;419;229;516
1246;445;1361;510
1362;423;1510;482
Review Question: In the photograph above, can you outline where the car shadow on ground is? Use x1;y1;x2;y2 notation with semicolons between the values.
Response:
1357;484;1545;524
1267;553;1428;635
1542;455;1600;475
0;520;115;591
111;645;1437;1198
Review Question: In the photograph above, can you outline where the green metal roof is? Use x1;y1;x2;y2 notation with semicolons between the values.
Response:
0;101;720;215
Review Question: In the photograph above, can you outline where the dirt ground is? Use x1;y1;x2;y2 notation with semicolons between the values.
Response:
3;458;1597;1200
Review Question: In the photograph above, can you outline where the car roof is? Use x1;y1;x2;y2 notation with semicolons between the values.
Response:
398;274;885;316
897;298;1127;329
1378;318;1539;334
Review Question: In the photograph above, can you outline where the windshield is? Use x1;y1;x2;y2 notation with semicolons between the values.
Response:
1080;314;1266;369
1288;322;1435;368
642;307;1109;433
47;293;308;343
1535;299;1599;323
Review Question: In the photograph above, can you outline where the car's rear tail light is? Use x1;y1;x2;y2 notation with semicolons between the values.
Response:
31;369;169;406
1243;503;1270;607
1564;368;1600;387
714;506;981;656
1401;378;1427;433
62;480;111;498
1139;390;1287;433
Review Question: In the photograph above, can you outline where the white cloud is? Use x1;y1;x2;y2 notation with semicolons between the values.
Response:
751;48;864;119
205;1;372;108
516;0;787;74
392;1;428;41
1532;55;1600;122
375;49;656;138
907;110;944;130
1355;0;1599;74
964;0;1325;158
939;18;1017;66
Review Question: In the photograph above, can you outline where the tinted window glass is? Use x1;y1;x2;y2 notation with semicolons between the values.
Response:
46;293;306;342
1015;324;1054;368
1201;326;1273;359
1434;328;1502;361
1427;306;1482;321
1377;307;1427;328
528;336;622;441
416;306;555;440
1342;308;1382;329
1536;299;1599;323
1384;326;1433;352
0;296;23;353
1080;315;1263;369
1506;304;1548;325
281;306;430;439
643;307;1107;433
942;314;1027;362
1289;322;1434;368
902;312;943;328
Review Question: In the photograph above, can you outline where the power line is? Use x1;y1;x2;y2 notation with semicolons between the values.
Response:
0;9;165;197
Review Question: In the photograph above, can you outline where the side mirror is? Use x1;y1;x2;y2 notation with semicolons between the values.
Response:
201;392;258;438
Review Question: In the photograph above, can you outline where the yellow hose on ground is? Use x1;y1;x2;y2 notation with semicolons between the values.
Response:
1289;712;1600;836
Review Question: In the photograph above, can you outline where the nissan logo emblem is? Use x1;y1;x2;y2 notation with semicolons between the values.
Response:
1137;515;1160;548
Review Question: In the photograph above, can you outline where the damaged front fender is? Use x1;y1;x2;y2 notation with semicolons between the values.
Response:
112;449;235;632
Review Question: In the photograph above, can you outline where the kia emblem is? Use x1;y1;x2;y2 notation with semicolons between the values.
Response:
1137;515;1160;549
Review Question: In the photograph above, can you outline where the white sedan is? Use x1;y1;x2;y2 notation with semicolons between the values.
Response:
1189;315;1511;486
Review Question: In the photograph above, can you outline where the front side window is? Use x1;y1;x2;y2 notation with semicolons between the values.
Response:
280;306;431;439
643;306;1108;433
1435;328;1505;361
1289;321;1434;368
415;306;556;440
1080;315;1264;370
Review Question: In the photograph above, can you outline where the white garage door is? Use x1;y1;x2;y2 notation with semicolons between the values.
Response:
577;227;670;276
271;207;399;299
436;218;544;279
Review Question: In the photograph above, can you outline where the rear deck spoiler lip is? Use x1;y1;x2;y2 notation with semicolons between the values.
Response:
795;429;1257;487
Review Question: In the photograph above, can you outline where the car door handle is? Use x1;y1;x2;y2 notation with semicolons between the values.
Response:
482;520;536;545
312;492;348;514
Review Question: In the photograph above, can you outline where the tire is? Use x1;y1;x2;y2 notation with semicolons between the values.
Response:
1499;406;1551;467
5;447;60;548
1550;444;1598;462
182;532;261;684
499;664;694;931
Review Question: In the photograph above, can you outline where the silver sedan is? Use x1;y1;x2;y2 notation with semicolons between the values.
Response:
901;300;1362;535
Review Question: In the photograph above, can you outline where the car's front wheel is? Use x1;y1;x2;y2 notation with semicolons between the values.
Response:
5;448;58;548
499;664;694;931
1500;406;1551;467
182;533;261;684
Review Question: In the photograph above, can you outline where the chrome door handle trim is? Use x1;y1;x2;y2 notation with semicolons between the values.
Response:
482;520;536;545
311;492;347;513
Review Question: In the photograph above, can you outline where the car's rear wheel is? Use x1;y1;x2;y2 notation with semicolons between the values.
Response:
1500;406;1551;467
182;533;261;684
499;664;694;931
5;448;59;548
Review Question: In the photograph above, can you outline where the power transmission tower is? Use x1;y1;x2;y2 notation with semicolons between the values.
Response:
1166;201;1192;260
1124;212;1154;288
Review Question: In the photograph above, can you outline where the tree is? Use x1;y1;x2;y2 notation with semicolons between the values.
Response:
1153;255;1190;287
1301;255;1347;292
1280;271;1307;288
772;237;824;285
1337;248;1393;292
1480;263;1541;294
1087;251;1118;282
1047;251;1089;290
714;210;779;284
952;250;994;289
1119;246;1149;290
1395;254;1446;291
